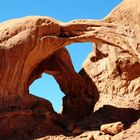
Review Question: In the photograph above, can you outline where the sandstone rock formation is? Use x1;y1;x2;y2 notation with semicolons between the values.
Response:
0;16;99;139
100;122;124;135
0;0;140;139
83;0;140;111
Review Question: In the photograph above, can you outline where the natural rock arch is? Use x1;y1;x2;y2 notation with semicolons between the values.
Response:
27;46;98;119
0;0;140;139
0;16;100;139
0;16;99;118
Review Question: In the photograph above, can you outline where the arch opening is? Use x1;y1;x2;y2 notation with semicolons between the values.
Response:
66;42;93;72
29;73;64;112
29;42;94;114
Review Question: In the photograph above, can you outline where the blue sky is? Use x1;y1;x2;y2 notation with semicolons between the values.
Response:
0;0;122;111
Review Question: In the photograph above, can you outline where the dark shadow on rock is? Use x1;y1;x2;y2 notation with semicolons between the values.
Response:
62;68;99;120
78;105;140;131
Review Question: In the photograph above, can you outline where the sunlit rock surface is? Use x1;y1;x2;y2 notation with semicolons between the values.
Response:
0;0;140;139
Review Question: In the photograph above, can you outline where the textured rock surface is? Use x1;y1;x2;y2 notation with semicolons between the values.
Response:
100;122;124;135
0;16;99;139
0;0;140;139
112;119;140;140
83;0;140;111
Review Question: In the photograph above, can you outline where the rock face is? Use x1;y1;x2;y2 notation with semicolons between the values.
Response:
0;16;99;139
100;122;124;135
0;0;140;139
83;0;140;111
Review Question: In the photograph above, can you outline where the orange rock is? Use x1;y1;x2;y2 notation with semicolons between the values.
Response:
0;0;140;139
100;122;124;135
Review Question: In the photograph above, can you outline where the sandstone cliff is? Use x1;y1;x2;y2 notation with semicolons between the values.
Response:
0;0;140;139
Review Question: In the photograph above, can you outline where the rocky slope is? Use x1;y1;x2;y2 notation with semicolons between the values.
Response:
0;0;140;139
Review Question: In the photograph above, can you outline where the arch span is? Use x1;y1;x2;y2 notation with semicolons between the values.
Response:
28;47;98;119
29;42;93;112
0;16;101;120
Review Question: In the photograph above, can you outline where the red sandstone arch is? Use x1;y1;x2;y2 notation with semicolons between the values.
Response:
1;1;140;138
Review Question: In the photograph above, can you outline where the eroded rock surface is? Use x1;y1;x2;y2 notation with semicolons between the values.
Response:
100;122;124;135
0;0;140;139
0;16;99;139
83;0;140;111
